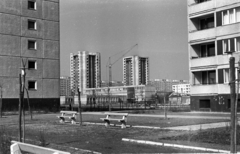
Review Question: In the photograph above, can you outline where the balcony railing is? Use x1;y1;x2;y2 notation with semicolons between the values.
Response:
189;28;215;42
189;0;215;16
190;56;216;68
191;83;218;94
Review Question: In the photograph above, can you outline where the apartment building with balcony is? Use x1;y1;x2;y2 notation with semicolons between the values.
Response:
123;56;149;86
70;51;101;95
0;0;60;111
188;0;240;111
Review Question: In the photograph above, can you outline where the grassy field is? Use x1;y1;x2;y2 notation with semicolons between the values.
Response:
0;112;234;153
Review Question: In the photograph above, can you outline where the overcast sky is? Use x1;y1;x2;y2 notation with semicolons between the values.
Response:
60;0;189;81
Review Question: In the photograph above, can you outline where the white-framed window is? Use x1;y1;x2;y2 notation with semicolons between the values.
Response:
28;60;37;70
222;7;240;25
236;37;240;52
28;40;37;50
222;10;229;25
222;38;236;53
28;81;37;90
224;69;229;83
236;7;240;22
28;0;36;10
28;20;37;30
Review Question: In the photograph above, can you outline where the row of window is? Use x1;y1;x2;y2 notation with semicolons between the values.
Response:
192;36;240;58
27;0;37;91
192;68;239;85
221;7;240;25
191;7;240;31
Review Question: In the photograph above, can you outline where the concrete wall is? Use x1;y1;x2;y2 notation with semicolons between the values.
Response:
0;0;60;110
0;0;21;15
0;13;21;35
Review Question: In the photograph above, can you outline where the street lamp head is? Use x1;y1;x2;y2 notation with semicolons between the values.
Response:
20;67;26;75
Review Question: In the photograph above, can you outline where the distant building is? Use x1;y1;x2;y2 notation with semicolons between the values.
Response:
70;51;101;94
148;79;189;92
0;0;60;111
188;0;240;111
60;77;71;96
172;84;190;95
123;56;149;86
101;80;124;87
83;85;156;105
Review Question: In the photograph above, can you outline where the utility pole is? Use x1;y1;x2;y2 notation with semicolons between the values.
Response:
229;56;236;153
77;88;82;125
0;85;2;118
108;87;111;111
18;73;22;142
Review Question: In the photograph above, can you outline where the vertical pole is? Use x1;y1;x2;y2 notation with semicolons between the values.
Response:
234;59;240;153
78;88;82;125
230;57;236;153
164;93;167;119
108;87;111;111
109;58;112;87
18;74;22;142
0;86;2;118
22;70;26;143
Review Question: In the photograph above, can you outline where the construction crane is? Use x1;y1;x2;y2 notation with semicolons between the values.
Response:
106;44;137;111
107;43;138;87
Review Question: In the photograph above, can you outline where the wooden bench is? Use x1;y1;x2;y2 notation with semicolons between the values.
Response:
100;112;128;128
57;111;78;124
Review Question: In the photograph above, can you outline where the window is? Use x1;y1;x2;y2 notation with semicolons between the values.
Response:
28;0;36;10
236;37;240;52
220;7;240;26
28;40;37;50
192;70;216;85
28;81;37;90
229;9;235;24
222;38;235;53
200;17;214;30
28;60;37;70
28;20;36;30
200;43;215;57
201;70;215;85
224;69;229;83
236;7;240;22
219;68;238;84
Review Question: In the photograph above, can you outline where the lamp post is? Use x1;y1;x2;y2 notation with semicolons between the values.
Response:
226;51;237;153
20;67;26;143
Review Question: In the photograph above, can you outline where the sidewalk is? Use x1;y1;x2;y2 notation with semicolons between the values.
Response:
164;121;232;131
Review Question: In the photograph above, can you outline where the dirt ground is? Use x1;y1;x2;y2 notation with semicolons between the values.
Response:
0;113;230;153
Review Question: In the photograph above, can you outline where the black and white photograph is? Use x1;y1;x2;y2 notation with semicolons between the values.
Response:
0;0;240;153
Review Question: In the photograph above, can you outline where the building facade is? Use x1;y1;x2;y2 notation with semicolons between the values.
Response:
123;56;149;86
60;76;71;96
172;84;190;95
188;0;240;111
148;79;189;92
0;0;60;111
70;51;101;94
